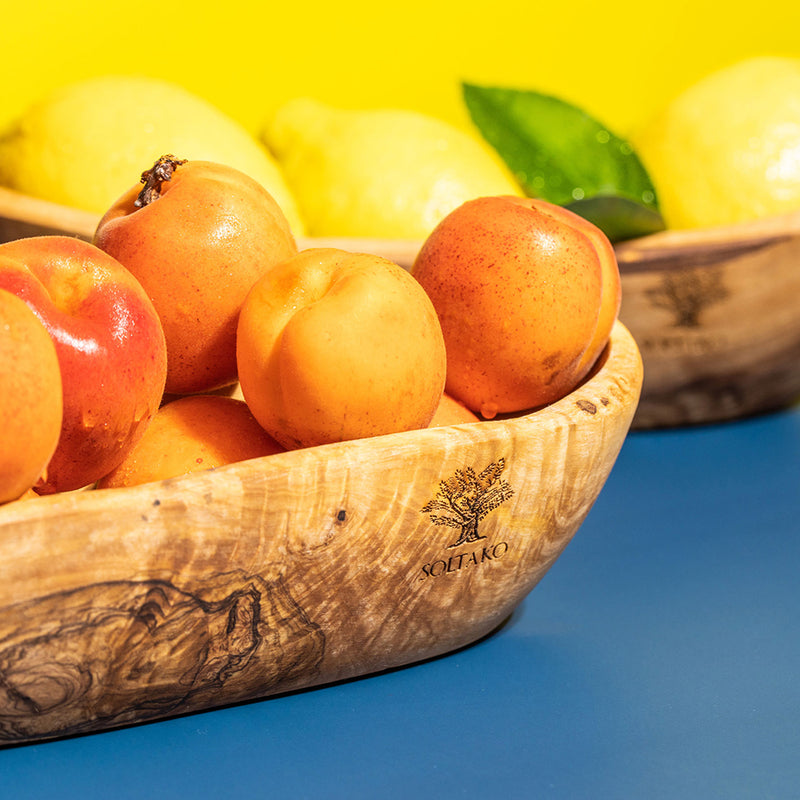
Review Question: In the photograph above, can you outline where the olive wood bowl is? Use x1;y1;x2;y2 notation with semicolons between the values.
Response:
2;186;798;427
0;316;642;745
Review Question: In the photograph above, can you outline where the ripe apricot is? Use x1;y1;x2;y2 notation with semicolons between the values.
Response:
429;393;480;427
412;195;612;417
0;287;62;503
0;236;168;494
525;199;621;378
236;247;447;450
97;395;284;489
94;157;298;394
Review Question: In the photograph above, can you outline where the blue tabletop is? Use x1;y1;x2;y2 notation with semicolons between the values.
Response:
3;405;799;799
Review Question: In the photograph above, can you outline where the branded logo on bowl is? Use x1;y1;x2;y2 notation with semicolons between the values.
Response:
645;265;730;329
418;457;513;581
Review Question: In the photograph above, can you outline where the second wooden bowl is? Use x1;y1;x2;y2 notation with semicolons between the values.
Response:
613;212;800;427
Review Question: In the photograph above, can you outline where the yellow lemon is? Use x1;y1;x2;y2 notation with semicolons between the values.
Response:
261;98;523;239
0;75;304;234
634;56;800;229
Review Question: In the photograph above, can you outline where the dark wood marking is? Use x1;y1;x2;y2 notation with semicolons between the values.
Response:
0;572;324;742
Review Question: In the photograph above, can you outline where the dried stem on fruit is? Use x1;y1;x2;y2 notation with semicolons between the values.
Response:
135;155;187;208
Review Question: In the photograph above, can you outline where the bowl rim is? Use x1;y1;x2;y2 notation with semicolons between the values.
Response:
0;318;643;526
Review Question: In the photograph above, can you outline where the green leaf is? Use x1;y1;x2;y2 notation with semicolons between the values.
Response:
462;83;665;241
565;195;665;242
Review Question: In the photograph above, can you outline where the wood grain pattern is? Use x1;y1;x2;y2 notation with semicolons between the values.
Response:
2;186;796;427
0;186;97;242
0;321;641;745
614;211;800;426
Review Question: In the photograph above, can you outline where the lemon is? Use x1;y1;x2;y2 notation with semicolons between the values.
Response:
261;98;523;239
0;75;304;234
634;56;800;229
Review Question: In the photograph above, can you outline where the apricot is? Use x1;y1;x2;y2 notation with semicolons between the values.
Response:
94;156;298;395
236;247;447;450
0;236;168;494
525;199;621;378
429;393;480;427
411;195;616;417
0;288;62;503
97;395;285;489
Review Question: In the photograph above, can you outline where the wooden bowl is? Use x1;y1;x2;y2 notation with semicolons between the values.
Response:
613;213;800;427
0;318;642;745
1;186;798;427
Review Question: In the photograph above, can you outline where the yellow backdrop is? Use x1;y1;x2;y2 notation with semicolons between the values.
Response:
2;0;800;138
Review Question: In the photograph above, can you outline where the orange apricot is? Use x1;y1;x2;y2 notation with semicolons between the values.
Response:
96;395;284;489
525;199;621;378
0;288;62;503
94;157;298;394
412;195;611;417
236;247;447;450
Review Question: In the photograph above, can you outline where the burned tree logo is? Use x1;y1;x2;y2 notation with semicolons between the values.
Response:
646;266;729;328
421;458;514;549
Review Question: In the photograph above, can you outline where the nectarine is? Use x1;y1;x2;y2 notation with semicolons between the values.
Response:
0;237;167;493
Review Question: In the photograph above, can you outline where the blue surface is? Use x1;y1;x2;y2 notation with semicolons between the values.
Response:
3;406;799;799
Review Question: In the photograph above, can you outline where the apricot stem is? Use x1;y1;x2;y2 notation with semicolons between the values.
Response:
135;155;187;208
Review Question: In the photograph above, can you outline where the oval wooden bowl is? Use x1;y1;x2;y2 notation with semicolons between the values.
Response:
0;320;641;746
2;186;798;427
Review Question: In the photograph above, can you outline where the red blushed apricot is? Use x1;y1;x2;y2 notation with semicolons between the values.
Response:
0;288;62;503
0;237;168;494
412;196;605;417
97;395;284;489
236;247;447;450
